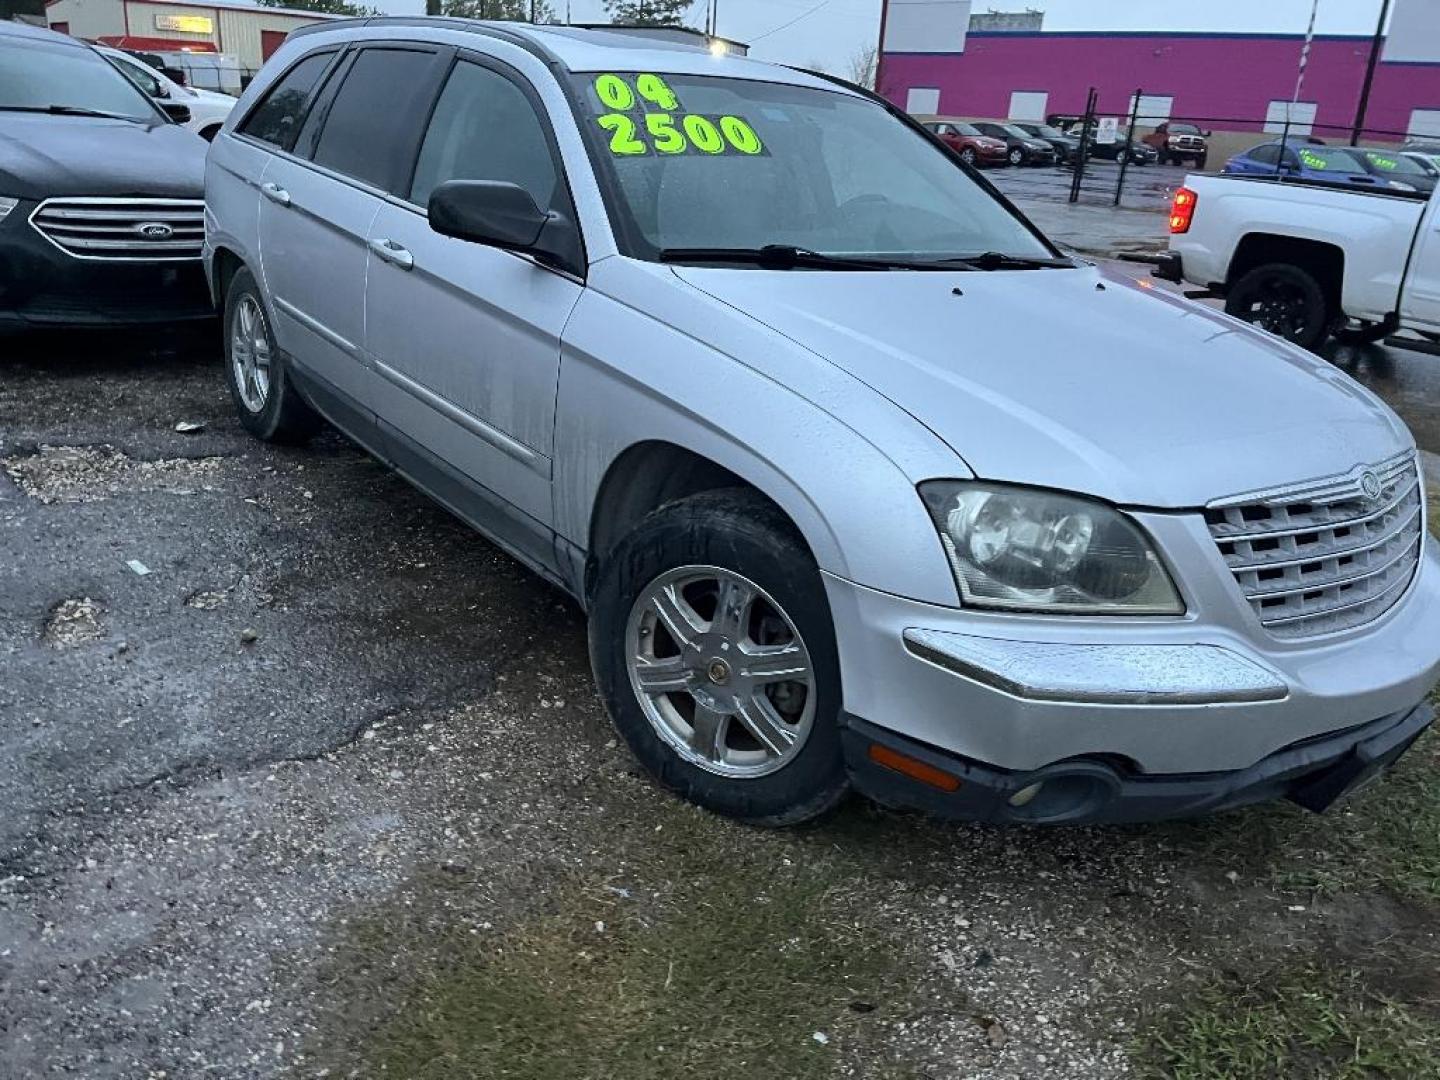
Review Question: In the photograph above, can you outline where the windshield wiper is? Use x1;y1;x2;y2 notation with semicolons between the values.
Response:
936;251;1074;271
658;245;934;271
0;104;139;120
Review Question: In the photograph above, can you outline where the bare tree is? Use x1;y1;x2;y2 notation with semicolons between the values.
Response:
847;45;877;90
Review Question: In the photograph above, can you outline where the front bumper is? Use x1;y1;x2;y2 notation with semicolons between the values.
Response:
822;530;1440;782
0;200;212;332
844;702;1433;824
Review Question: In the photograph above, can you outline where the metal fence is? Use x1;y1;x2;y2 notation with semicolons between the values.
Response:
982;86;1429;215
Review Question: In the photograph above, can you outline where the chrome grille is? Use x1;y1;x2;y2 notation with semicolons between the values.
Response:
1205;452;1424;639
29;198;204;261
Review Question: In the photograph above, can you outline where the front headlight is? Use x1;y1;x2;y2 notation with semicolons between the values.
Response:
920;481;1185;615
0;197;17;224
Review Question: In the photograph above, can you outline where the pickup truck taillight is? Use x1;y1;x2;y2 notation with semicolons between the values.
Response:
1169;187;1198;234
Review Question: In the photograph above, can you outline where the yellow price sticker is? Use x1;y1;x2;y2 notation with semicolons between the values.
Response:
592;72;683;112
597;112;766;158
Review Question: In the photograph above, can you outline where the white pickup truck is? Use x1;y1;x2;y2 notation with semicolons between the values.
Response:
1160;173;1440;352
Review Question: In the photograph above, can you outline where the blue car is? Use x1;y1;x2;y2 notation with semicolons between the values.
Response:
1222;142;1408;191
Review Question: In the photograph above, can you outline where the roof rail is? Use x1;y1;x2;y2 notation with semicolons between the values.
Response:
285;15;563;65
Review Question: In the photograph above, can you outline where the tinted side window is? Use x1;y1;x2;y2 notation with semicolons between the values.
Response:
239;51;332;149
409;61;560;210
311;47;440;191
1249;144;1280;165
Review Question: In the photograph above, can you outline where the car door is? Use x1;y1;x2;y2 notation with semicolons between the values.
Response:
1401;191;1440;331
363;53;585;551
256;44;448;420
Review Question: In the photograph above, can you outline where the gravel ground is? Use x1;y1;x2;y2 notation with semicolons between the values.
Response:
1;328;1437;1079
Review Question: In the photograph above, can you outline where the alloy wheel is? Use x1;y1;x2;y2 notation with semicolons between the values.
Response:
1239;275;1312;340
231;295;272;414
626;565;816;779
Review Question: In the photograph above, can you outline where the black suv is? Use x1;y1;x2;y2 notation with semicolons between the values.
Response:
0;22;211;333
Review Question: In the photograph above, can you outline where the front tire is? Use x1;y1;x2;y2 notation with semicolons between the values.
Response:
1008;147;1024;167
959;146;977;166
589;490;848;827
223;266;320;444
1225;262;1332;351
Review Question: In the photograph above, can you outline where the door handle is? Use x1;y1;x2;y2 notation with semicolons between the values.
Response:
369;237;414;271
261;182;291;207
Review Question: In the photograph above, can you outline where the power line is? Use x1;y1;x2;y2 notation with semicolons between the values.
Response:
751;0;836;42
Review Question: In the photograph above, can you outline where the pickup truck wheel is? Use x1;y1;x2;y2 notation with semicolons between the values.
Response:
1225;263;1331;350
590;490;848;827
223;267;320;444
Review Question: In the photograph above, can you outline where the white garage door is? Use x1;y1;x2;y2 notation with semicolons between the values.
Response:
1409;109;1440;140
906;87;942;115
1009;91;1048;122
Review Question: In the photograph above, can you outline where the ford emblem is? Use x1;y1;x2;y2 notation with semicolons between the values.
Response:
136;222;174;240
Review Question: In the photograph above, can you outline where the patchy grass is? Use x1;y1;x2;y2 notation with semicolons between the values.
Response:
1157;730;1440;902
1132;966;1440;1080
305;801;918;1080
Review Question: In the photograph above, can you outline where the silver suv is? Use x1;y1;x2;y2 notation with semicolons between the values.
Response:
205;19;1438;827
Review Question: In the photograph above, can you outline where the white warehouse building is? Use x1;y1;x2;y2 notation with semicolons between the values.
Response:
45;0;339;87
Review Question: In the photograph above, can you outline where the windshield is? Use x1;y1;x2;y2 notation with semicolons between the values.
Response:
1294;146;1365;172
1030;124;1066;138
952;122;984;137
1358;150;1427;176
1000;124;1034;139
0;36;159;120
1170;124;1202;135
572;72;1053;265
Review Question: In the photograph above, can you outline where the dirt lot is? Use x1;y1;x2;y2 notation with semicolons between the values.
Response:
1;328;1438;1080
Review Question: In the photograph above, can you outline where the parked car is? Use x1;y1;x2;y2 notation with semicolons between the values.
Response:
1163;171;1436;351
1085;126;1158;165
97;44;236;140
208;19;1437;828
1009;122;1086;164
1145;122;1209;168
922;120;1009;168
1401;150;1440;179
1349;147;1437;195
0;21;210;333
971;121;1058;166
1222;142;1398;192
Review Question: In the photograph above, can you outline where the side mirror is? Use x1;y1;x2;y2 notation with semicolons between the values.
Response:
161;102;191;124
428;180;582;276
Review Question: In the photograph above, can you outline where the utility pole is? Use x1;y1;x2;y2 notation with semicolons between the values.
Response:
874;0;890;98
1351;0;1392;145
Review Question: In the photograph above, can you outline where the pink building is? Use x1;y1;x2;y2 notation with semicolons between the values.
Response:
879;31;1440;143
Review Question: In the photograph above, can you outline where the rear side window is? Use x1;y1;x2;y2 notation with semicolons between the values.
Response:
239;50;332;150
1249;144;1280;165
408;60;560;210
311;47;441;191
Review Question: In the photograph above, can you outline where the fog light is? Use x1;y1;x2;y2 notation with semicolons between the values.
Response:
1008;782;1044;808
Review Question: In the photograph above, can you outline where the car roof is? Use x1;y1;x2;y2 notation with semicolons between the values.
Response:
289;17;850;93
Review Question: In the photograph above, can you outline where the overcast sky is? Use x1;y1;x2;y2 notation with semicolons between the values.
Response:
359;1;1395;78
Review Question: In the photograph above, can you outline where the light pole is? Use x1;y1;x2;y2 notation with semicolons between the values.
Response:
1351;0;1393;145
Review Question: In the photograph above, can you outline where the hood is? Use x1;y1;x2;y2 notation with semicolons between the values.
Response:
0;113;205;200
670;264;1412;508
184;87;238;107
1024;139;1051;150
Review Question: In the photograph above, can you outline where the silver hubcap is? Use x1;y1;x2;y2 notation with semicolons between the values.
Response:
231;295;272;413
626;565;815;779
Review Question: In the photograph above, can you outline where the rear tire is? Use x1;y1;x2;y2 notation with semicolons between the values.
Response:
589;489;849;827
223;266;320;444
1225;262;1332;351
